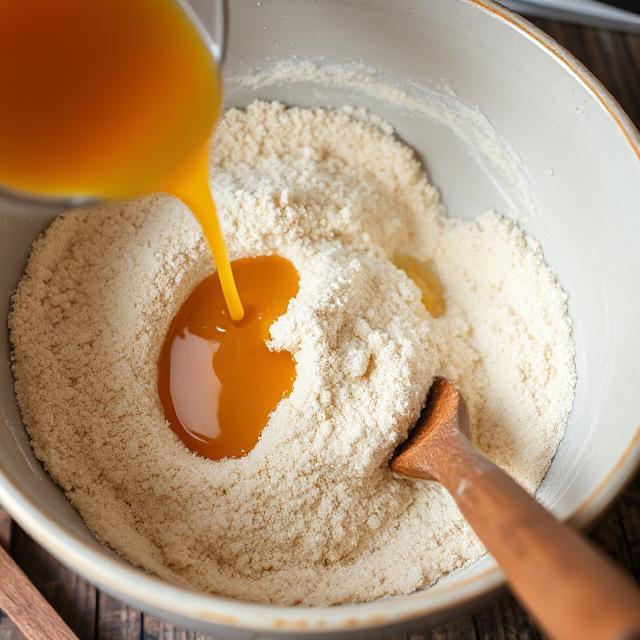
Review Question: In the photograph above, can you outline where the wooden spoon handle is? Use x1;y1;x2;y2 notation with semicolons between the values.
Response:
428;433;640;640
0;543;77;640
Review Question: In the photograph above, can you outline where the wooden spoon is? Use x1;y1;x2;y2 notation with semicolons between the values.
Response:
0;543;77;639
391;377;640;640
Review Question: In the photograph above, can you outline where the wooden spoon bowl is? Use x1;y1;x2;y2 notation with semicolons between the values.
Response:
391;377;640;640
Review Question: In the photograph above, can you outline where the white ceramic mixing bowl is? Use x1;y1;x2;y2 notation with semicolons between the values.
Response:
1;1;639;637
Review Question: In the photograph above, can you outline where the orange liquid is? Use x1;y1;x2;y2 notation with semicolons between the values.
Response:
0;0;218;199
169;144;244;320
1;0;299;459
158;256;299;460
0;0;243;319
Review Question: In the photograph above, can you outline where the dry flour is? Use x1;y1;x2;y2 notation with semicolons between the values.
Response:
10;101;576;605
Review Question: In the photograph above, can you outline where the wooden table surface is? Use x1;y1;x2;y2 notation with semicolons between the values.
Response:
1;15;639;640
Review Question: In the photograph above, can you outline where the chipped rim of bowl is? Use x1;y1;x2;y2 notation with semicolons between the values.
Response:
1;0;639;635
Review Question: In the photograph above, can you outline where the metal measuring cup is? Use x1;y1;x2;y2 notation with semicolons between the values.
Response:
0;0;228;209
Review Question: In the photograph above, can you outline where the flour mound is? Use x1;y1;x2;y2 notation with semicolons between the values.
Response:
10;101;575;605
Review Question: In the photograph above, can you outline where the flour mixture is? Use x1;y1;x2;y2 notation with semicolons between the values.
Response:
9;102;576;605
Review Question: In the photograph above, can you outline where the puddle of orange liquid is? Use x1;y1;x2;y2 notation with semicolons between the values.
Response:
158;256;299;460
0;0;294;459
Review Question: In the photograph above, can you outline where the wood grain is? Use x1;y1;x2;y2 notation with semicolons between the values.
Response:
0;545;76;640
142;614;197;640
95;593;141;640
617;478;640;583
0;511;11;552
0;16;639;640
409;615;479;639
473;593;542;640
9;525;96;640
0;515;20;640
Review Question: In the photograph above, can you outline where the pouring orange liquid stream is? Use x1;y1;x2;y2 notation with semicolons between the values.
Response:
0;0;296;459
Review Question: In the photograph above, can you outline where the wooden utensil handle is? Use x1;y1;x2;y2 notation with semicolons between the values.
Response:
0;543;78;640
428;433;640;640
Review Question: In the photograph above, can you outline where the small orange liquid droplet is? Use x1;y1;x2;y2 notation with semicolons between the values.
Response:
158;256;299;460
394;255;446;317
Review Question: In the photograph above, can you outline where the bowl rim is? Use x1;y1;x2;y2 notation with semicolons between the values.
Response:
1;0;639;635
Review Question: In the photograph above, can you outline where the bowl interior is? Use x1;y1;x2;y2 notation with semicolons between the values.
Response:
1;0;639;636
